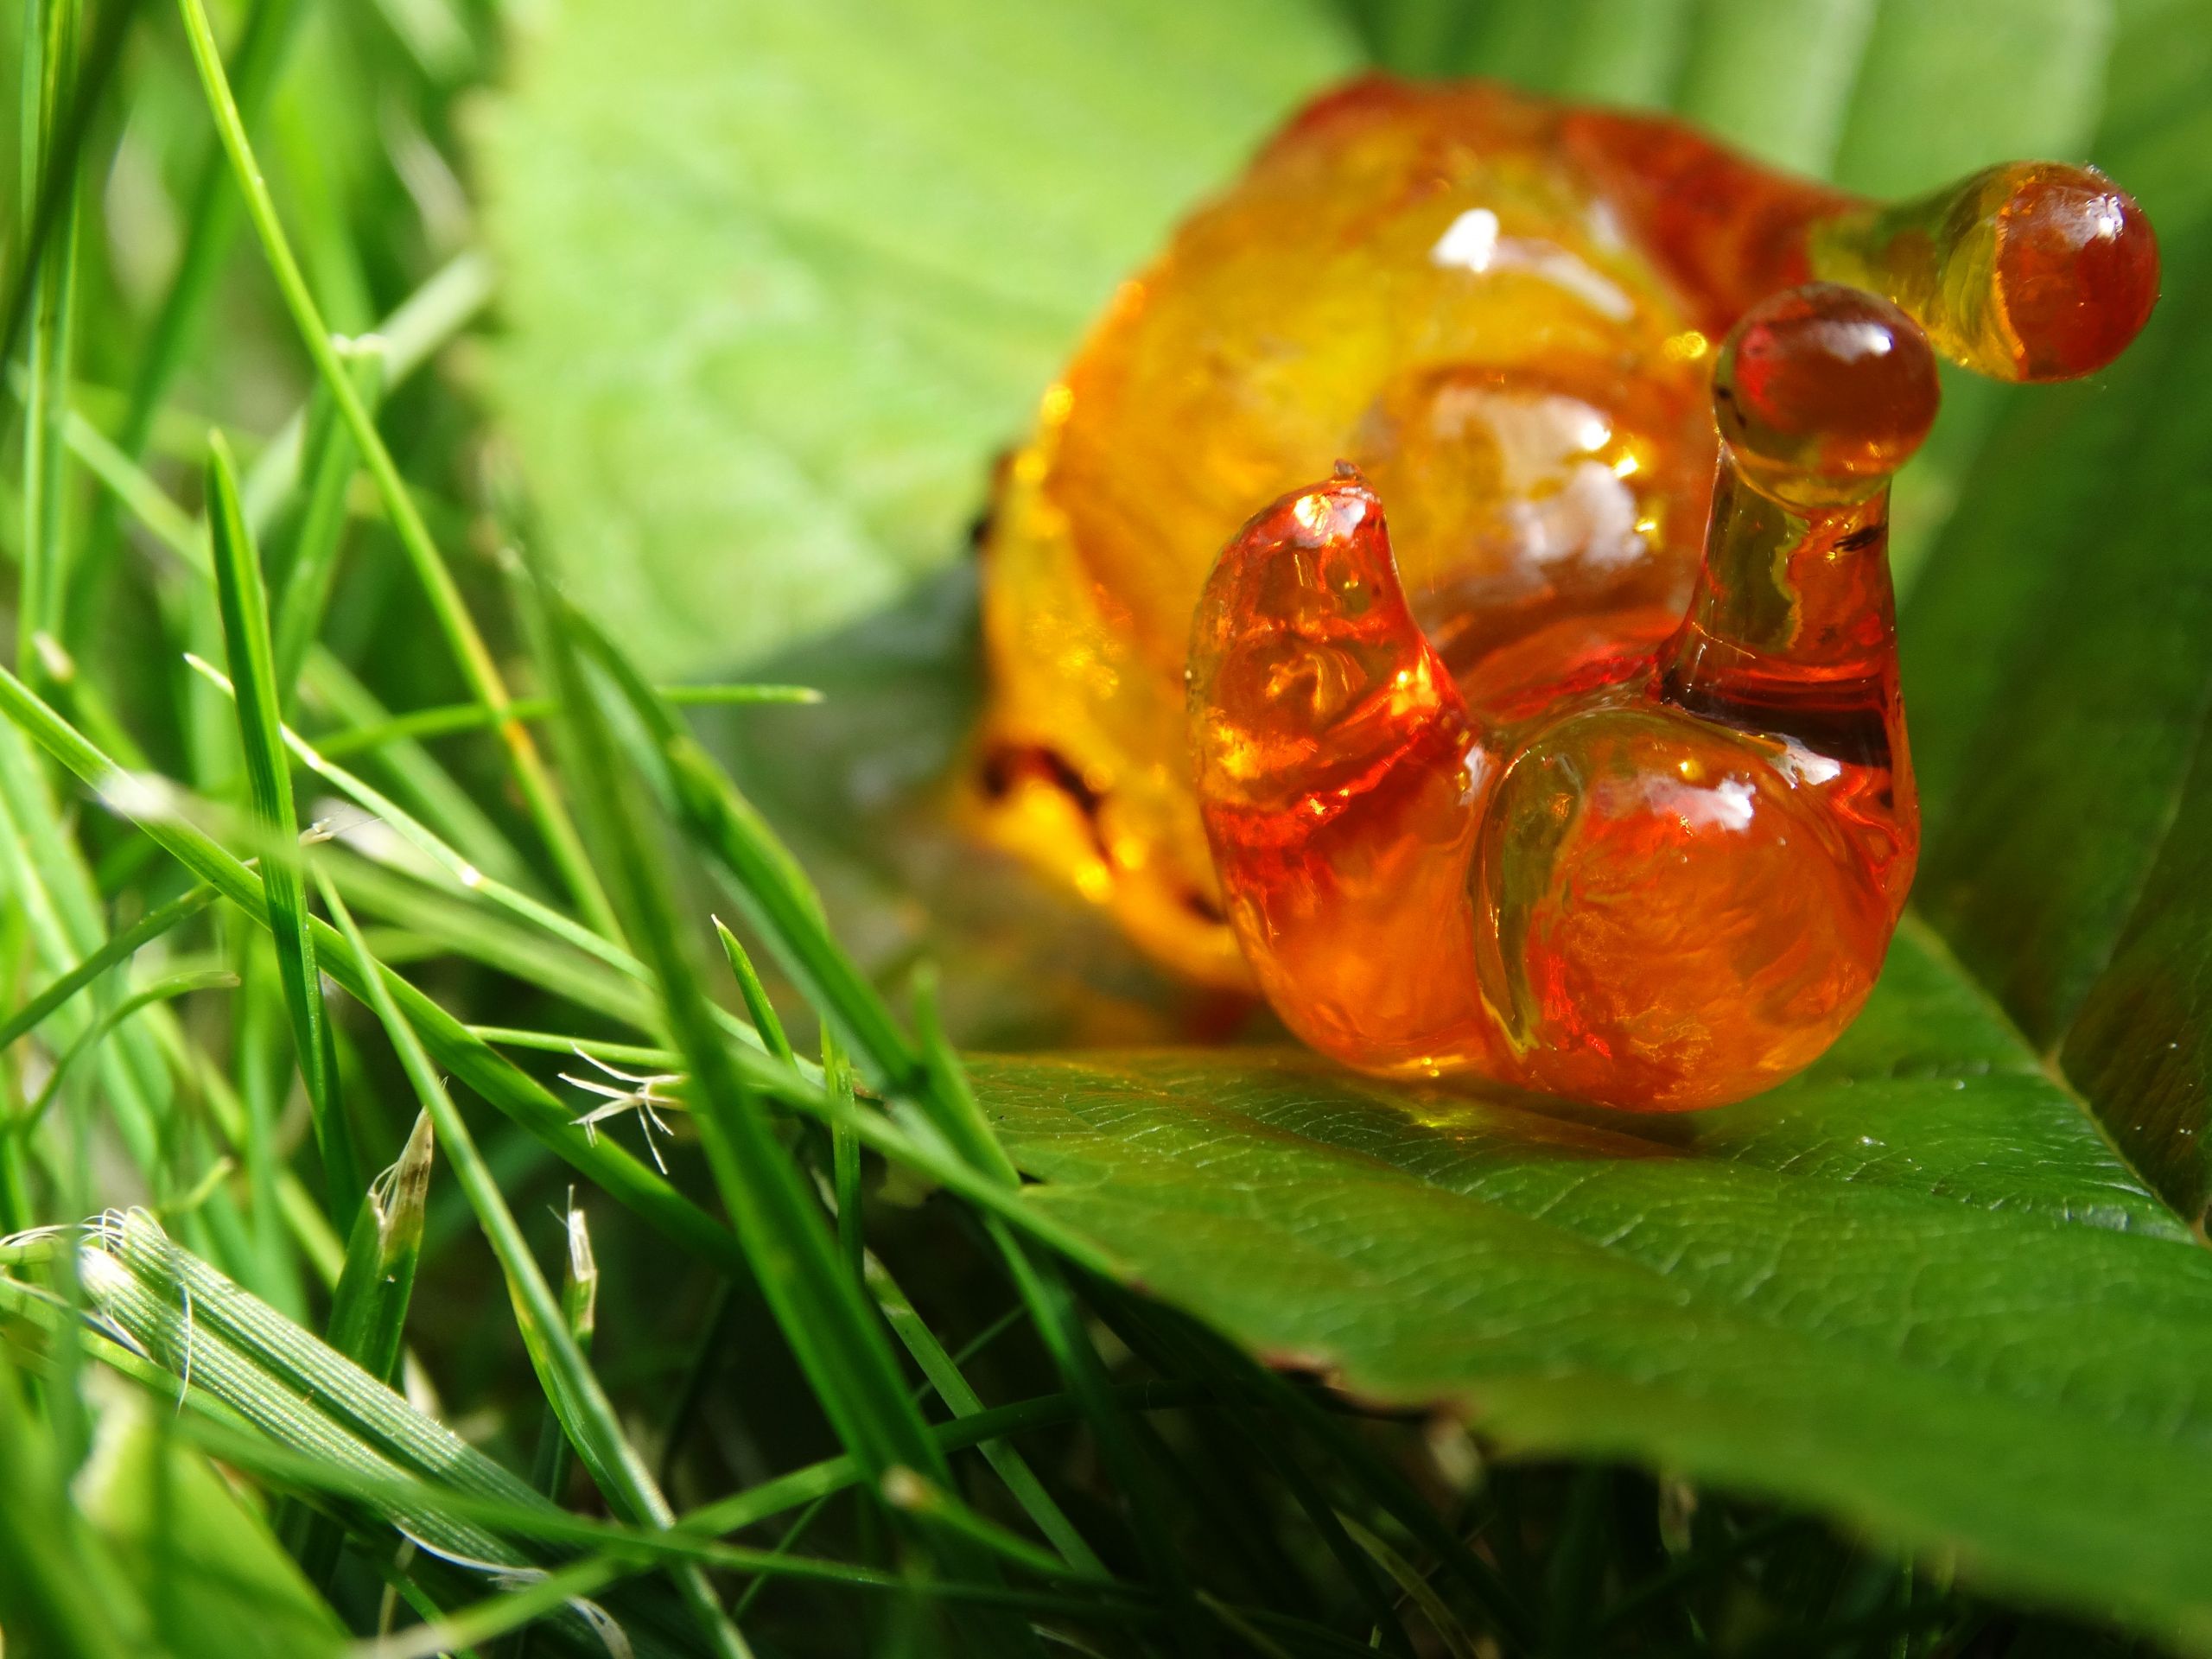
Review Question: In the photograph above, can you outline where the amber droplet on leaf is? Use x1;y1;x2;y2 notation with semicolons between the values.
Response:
969;76;2161;1109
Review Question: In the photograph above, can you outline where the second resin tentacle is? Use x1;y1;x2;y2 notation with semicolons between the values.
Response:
1190;470;1499;1070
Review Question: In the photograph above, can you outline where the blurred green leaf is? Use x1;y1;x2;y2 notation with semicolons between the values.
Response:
1340;0;2109;183
77;1395;349;1659
970;924;2212;1650
1902;0;2212;1219
479;0;1359;672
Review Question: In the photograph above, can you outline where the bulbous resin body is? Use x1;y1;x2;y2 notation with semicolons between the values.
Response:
973;76;2158;1109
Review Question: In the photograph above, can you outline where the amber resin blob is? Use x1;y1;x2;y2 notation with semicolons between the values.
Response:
973;77;2159;1109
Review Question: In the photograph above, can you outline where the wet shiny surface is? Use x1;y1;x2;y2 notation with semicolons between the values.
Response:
972;76;2159;1109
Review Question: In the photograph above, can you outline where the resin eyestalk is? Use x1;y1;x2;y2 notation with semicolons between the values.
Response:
1565;111;2159;380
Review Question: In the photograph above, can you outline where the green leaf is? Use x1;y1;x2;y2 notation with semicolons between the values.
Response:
1902;0;2212;1218
478;0;1360;672
967;922;2212;1650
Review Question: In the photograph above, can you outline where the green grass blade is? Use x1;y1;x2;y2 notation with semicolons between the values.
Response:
0;1351;151;1658
176;0;613;941
20;967;237;1139
0;0;130;416
325;1108;433;1386
1338;1512;1480;1659
238;251;493;535
823;1027;863;1285
0;664;735;1259
186;652;637;982
527;1192;595;1504
66;0;308;641
0;723;169;1181
567;613;1032;1249
289;1106;434;1587
205;431;358;1220
297;655;534;893
18;0;83;695
315;874;755;1659
863;1247;1102;1576
61;372;543;906
879;1466;1113;1587
80;1211;543;1568
270;336;385;706
711;918;791;1066
316;683;823;762
0;664;1116;1279
0;882;213;1051
522;567;1014;1566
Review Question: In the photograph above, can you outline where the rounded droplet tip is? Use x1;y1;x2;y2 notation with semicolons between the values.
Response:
1714;283;1939;493
1993;164;2160;381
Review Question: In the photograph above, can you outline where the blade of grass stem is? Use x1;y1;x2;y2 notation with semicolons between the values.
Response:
239;251;493;534
66;0;308;638
0;723;168;1178
531;592;940;1478
79;1211;543;1569
297;1109;435;1582
823;1027;863;1285
271;336;385;706
524;561;1040;1639
565;605;918;1092
61;404;538;904
187;652;636;981
177;0;613;938
0;882;213;1050
727;1494;833;1625
18;0;82;695
0;660;1117;1280
713;917;792;1065
301;655;533;892
472;1028;674;1068
206;431;358;1220
325;1109;433;1387
362;1558;630;1659
527;1193;595;1504
0;0;131;414
314;849;658;1028
1341;1513;1475;1659
908;975;1197;1632
994;1218;1200;1644
315;876;754;1659
315;683;821;762
18;967;236;1138
879;1467;1112;1587
232;954;308;1317
863;1244;1102;1575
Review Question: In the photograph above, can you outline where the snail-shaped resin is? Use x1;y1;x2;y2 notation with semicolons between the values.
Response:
973;77;2158;1109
